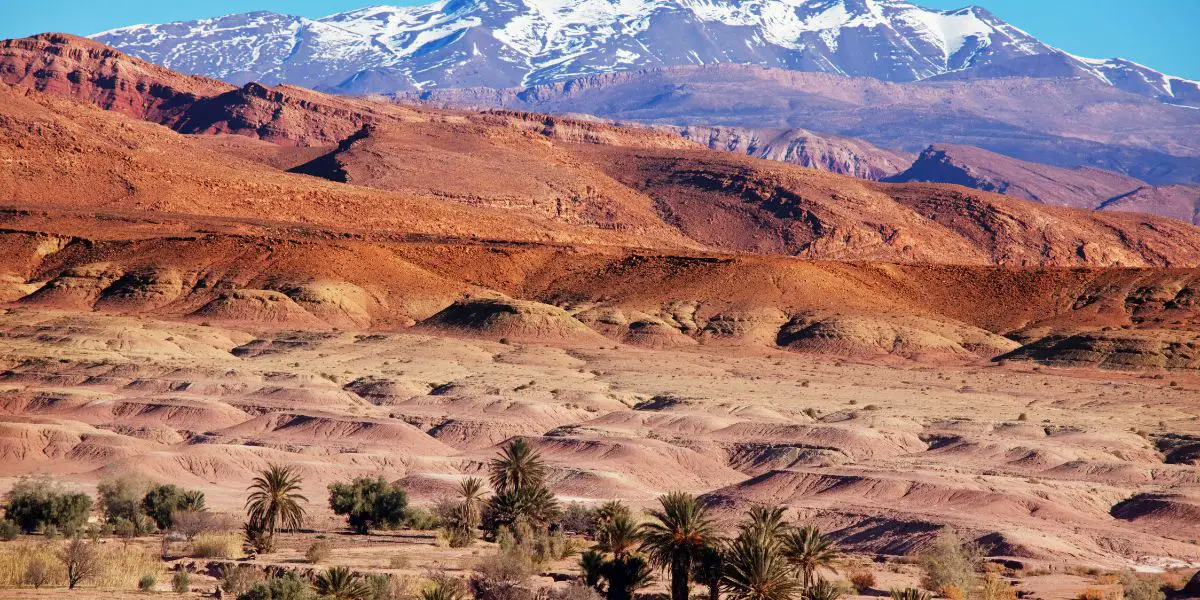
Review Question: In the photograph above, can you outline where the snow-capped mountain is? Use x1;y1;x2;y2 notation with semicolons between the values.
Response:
90;0;1199;103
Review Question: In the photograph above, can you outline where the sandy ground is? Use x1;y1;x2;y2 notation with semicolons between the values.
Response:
0;307;1197;597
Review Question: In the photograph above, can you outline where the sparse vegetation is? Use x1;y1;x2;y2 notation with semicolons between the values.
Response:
138;572;157;592
849;569;876;592
889;589;931;600
917;529;979;597
172;570;191;593
306;539;334;564
193;531;242;558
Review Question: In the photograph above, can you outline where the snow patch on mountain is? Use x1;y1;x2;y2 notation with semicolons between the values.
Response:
88;0;1197;104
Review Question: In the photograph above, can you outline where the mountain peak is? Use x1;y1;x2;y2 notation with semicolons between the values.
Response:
86;0;1195;102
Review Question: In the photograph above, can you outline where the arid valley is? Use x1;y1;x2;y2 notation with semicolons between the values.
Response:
0;16;1198;600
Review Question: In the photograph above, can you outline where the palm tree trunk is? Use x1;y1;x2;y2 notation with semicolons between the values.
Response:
708;578;719;600
672;555;690;600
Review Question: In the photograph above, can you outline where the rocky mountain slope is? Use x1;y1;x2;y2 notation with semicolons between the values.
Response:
405;65;1200;186
4;33;1200;270
2;33;1199;375
88;0;1200;106
887;145;1200;223
674;125;913;180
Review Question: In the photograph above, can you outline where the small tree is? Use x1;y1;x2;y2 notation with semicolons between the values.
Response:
98;475;150;524
328;477;409;534
59;536;103;589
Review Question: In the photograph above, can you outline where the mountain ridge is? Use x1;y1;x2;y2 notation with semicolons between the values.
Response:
88;0;1199;104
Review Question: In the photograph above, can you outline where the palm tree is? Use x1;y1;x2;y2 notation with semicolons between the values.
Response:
741;505;787;545
489;437;546;493
489;485;560;531
601;554;655;600
781;526;838;592
245;464;308;541
721;531;801;600
693;544;725;600
803;579;842;600
457;476;487;528
315;566;371;600
598;513;642;559
580;549;607;591
640;491;717;600
179;490;206;512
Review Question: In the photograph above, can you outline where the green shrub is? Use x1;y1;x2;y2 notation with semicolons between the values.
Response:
328;477;409;534
142;485;206;530
403;505;440;530
138;573;157;592
173;570;191;593
238;571;314;600
0;520;20;541
3;476;93;534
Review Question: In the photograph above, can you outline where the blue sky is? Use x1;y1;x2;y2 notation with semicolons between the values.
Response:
5;0;1198;79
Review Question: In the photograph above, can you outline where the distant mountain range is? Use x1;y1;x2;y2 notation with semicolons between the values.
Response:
73;1;1200;216
91;0;1199;104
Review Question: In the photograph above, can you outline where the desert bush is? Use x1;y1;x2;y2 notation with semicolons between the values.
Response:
239;570;314;600
405;506;441;530
329;477;410;534
1119;571;1165;600
3;475;93;534
22;555;52;588
560;503;595;535
114;513;157;543
889;589;931;600
139;573;157;591
938;584;966;600
805;578;844;600
540;584;604;600
173;509;235;540
0;521;18;541
918;530;978;596
366;572;416;600
193;532;243;558
849;569;876;592
442;523;476;548
306;539;334;564
422;572;469;600
221;563;266;596
980;573;1016;600
389;554;410;569
471;549;536;600
173;570;191;593
1076;589;1108;600
59;536;102;589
